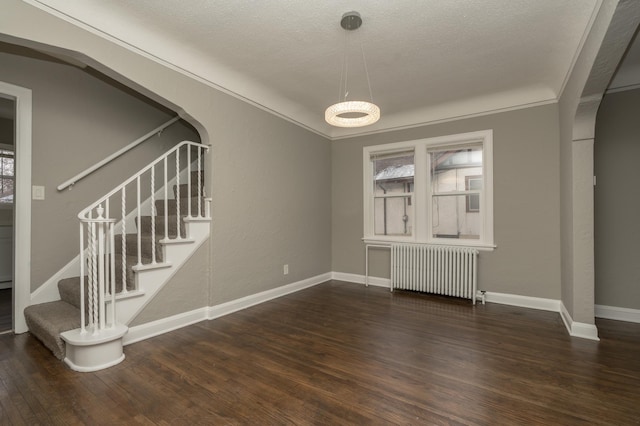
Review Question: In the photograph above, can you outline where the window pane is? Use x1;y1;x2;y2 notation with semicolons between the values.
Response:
373;153;414;196
430;147;482;194
432;195;480;240
374;196;413;236
466;176;481;212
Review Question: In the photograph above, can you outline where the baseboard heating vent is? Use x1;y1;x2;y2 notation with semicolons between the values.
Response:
391;243;479;304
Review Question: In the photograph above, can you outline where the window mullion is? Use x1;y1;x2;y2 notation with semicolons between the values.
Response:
414;145;428;242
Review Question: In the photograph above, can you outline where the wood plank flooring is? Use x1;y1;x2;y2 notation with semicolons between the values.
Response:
0;280;639;425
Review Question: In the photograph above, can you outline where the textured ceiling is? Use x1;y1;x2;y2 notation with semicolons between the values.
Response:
26;0;602;139
609;27;640;92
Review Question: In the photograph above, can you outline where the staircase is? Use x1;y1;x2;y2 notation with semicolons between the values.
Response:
24;141;210;372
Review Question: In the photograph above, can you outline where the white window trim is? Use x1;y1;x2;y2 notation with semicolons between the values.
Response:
363;130;495;250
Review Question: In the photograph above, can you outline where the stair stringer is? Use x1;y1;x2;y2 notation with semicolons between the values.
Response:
111;220;210;326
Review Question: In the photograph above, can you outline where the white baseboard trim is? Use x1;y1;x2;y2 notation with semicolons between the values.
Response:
483;291;561;312
560;302;600;341
207;272;331;320
0;281;11;290
123;307;208;346
331;272;391;288
123;272;331;346
331;272;603;341
595;304;640;323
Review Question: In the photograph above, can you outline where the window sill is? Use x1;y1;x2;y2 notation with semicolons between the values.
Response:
362;237;496;251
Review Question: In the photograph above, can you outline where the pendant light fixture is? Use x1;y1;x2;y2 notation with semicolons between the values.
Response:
325;11;380;128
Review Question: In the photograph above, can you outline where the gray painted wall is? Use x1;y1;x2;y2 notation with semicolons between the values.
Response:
594;88;640;310
332;104;563;299
0;44;200;290
131;243;210;326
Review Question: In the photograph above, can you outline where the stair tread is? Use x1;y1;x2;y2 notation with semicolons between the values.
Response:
59;253;144;309
24;301;80;360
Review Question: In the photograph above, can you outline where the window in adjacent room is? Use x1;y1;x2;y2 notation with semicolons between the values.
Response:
0;149;14;204
363;130;494;249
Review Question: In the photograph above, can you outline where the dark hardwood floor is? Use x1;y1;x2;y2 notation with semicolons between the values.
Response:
0;280;639;425
0;289;10;333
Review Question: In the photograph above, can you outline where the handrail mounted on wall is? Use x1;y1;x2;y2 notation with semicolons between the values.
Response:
57;116;181;191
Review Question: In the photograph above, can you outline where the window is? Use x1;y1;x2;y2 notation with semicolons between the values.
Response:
0;149;14;205
372;151;414;237
363;130;494;249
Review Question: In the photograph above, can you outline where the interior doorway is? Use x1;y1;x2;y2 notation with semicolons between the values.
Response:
0;96;14;334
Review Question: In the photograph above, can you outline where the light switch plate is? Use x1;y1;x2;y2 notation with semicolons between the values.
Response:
32;185;45;200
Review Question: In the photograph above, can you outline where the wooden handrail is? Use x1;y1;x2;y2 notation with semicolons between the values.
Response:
57;116;181;191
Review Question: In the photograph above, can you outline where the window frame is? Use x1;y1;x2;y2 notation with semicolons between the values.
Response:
363;129;494;250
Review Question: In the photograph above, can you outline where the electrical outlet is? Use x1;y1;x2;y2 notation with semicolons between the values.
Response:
283;264;289;275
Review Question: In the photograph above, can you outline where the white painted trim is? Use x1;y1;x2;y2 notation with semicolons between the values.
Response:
331;99;558;141
331;271;391;288
207;272;331;320
331;272;603;340
595;304;640;323
0;82;32;334
123;272;331;346
483;291;561;312
363;130;494;248
123;307;208;346
560;302;600;341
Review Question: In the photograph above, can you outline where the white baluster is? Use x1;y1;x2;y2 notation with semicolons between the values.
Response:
109;221;116;327
136;176;142;266
79;222;86;334
176;148;181;239
187;146;192;218
96;205;106;332
198;147;202;218
89;221;97;332
104;200;110;299
121;187;127;294
163;157;169;240
151;166;156;264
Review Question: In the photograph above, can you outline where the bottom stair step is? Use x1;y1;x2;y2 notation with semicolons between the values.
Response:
24;301;81;360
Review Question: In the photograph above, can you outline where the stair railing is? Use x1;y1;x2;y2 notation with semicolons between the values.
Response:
78;141;210;334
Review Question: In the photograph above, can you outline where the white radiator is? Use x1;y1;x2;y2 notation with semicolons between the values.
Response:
391;243;479;303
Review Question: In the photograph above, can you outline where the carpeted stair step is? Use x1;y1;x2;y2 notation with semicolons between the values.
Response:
58;276;88;310
155;198;205;217
136;215;186;238
59;256;139;310
24;300;81;360
114;234;163;263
